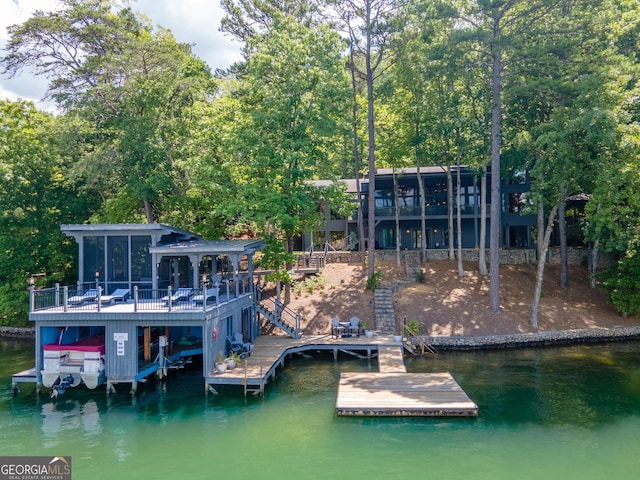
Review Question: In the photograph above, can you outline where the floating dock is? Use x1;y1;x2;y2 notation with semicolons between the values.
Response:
337;344;477;417
336;372;478;417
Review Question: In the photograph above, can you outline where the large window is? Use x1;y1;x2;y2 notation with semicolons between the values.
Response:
108;236;129;282
375;189;394;207
131;235;152;283
83;236;104;283
397;185;416;207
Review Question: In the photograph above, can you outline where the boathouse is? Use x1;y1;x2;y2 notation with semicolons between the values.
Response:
19;224;265;394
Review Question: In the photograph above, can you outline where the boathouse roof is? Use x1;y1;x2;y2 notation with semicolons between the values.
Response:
149;239;265;256
60;223;200;241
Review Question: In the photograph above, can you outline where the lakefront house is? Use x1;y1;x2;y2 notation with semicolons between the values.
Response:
303;166;537;253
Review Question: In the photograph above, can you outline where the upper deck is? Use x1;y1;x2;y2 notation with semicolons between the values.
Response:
29;278;254;322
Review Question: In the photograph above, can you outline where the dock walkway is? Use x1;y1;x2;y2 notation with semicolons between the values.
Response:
208;334;477;417
206;334;398;394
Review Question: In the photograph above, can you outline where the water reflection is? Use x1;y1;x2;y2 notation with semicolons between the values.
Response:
41;399;102;448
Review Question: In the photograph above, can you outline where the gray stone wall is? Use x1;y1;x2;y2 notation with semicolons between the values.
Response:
324;248;614;267
422;326;640;350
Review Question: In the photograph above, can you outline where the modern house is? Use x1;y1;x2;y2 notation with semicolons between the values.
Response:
15;223;269;395
304;166;536;252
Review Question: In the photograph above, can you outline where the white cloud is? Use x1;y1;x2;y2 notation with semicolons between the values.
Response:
0;0;243;110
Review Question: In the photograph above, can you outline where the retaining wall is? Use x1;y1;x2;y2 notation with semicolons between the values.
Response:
422;326;640;350
325;247;613;267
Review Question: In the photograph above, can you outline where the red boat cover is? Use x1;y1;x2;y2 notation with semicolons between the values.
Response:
44;335;105;354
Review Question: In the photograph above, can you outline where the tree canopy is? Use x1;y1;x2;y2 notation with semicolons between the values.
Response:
1;0;639;323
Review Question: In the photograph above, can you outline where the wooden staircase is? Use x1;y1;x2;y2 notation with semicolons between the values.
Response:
257;297;301;339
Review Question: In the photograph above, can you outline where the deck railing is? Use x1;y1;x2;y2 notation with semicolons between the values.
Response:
30;278;252;313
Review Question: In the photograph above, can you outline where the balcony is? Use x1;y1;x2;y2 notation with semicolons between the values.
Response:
30;279;253;315
363;204;487;218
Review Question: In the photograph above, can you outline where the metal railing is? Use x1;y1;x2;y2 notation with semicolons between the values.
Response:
30;278;252;313
259;296;300;338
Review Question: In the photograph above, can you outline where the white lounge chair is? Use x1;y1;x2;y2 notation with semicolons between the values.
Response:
162;288;193;305
100;288;130;305
68;289;98;306
193;286;219;306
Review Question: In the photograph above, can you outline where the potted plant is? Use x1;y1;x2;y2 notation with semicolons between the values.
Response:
361;319;374;338
215;351;227;374
226;351;242;370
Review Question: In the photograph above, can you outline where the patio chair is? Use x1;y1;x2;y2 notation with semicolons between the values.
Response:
234;332;253;356
226;335;243;355
100;288;130;305
227;333;253;357
348;317;361;338
162;288;193;305
193;286;219;306
68;289;99;306
330;317;346;339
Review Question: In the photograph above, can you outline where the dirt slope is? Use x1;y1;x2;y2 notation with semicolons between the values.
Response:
270;259;639;337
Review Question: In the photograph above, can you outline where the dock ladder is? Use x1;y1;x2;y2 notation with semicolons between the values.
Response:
403;324;438;356
242;361;264;397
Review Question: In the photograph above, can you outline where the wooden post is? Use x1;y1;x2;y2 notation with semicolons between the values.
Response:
144;327;151;362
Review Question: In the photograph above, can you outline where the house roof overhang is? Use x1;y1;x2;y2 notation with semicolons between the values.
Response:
60;223;201;241
149;239;265;257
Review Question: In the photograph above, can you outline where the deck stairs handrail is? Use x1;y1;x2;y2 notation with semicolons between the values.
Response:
295;254;325;273
403;325;438;355
257;297;301;339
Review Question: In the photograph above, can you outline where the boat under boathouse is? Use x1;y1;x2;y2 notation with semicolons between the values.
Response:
17;223;266;395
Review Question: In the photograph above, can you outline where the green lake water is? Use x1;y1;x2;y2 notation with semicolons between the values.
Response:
1;337;639;480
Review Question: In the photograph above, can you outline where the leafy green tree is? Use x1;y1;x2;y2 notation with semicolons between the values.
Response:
2;0;215;223
221;0;322;42
0;100;97;325
228;14;351;302
330;0;404;280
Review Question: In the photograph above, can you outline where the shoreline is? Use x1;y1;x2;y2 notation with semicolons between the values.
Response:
3;325;640;349
423;326;640;350
0;326;35;339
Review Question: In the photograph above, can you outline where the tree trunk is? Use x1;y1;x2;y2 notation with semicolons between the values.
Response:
284;237;292;305
589;203;602;288
416;145;427;263
456;152;465;279
393;169;401;268
446;164;454;260
365;2;376;280
349;44;366;275
479;166;488;276
590;238;599;289
531;204;559;328
559;192;569;289
537;201;544;262
143;198;154;224
489;31;503;314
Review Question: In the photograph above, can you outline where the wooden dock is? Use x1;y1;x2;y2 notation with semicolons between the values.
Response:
377;346;407;373
336;372;478;417
207;334;478;418
206;334;400;394
338;344;477;417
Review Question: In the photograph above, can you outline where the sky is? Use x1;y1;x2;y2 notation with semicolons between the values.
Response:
0;0;244;111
